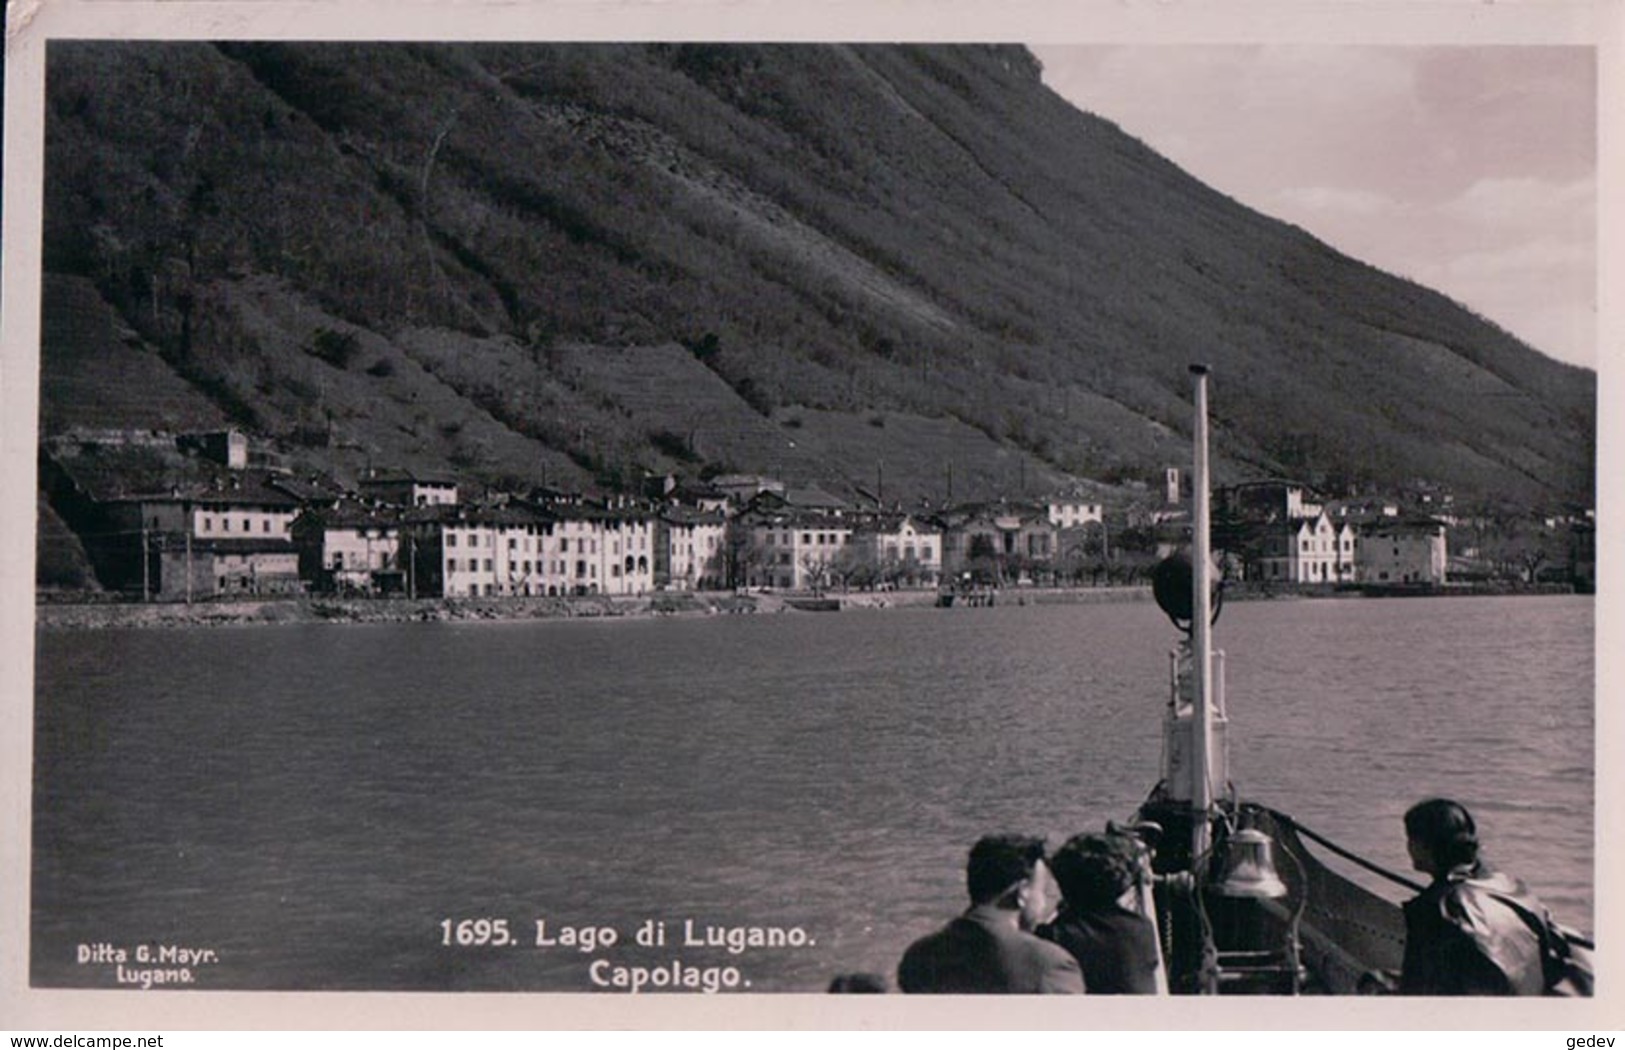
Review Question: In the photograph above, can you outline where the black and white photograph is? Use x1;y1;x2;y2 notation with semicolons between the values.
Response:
3;0;1618;1032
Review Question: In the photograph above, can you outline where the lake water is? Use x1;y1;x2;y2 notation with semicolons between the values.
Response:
31;594;1593;992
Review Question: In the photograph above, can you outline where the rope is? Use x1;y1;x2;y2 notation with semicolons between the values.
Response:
1280;815;1425;893
1283;814;1597;955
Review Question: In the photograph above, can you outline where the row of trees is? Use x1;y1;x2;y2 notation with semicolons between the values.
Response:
713;519;1165;594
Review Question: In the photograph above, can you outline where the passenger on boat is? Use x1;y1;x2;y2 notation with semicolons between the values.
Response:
827;972;888;993
897;834;1085;994
1038;832;1163;994
1399;798;1550;996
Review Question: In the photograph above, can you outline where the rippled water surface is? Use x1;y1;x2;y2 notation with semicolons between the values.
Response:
32;595;1593;991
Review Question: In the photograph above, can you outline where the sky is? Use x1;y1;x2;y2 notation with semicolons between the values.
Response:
1030;45;1598;371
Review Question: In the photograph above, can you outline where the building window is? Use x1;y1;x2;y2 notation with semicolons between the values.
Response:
448;534;458;547
484;559;493;572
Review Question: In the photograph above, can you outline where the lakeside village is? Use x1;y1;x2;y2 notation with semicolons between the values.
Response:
37;426;1595;611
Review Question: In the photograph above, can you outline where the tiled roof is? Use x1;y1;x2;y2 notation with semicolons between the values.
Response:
302;501;406;530
403;504;552;527
660;507;727;526
182;476;301;508
360;468;459;487
269;475;349;505
1361;516;1448;533
783;486;849;510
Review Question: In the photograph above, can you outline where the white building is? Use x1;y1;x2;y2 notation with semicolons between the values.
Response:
293;503;402;593
660;508;728;590
856;515;942;587
1258;513;1355;584
742;512;854;591
546;510;606;596
1047;496;1104;530
436;509;550;597
601;508;657;596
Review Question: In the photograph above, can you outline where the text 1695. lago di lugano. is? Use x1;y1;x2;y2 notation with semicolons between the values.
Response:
439;917;817;993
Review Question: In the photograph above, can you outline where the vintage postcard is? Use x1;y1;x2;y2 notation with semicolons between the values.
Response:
3;0;1619;1033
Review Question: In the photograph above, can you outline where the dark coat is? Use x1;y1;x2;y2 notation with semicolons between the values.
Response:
898;905;1086;994
1400;862;1548;996
1039;903;1163;994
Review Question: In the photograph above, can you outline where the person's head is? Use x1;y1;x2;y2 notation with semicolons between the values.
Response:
1049;832;1141;911
1403;798;1479;876
965;834;1053;929
827;972;887;993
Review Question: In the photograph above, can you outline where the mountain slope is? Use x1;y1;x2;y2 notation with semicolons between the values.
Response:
39;41;1595;508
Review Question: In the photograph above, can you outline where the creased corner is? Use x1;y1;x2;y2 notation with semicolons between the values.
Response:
6;0;47;49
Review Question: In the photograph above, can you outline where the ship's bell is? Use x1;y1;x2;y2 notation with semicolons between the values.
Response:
1211;828;1290;899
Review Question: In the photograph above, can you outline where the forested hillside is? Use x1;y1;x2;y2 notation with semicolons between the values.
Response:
39;42;1596;509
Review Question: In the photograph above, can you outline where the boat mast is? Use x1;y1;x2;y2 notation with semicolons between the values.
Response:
1190;364;1216;859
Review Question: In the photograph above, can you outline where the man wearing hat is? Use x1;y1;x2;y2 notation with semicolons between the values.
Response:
897;834;1085;994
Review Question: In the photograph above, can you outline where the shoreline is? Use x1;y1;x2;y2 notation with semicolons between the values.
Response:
32;585;1154;630
32;580;1579;630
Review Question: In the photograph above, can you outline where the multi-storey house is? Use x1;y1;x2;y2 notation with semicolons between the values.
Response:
403;505;553;598
1256;512;1356;584
658;507;728;590
38;434;306;599
292;501;404;594
103;477;302;599
853;514;942;589
599;501;658;596
1215;479;1341;582
936;502;1056;583
736;509;854;591
1357;517;1448;586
